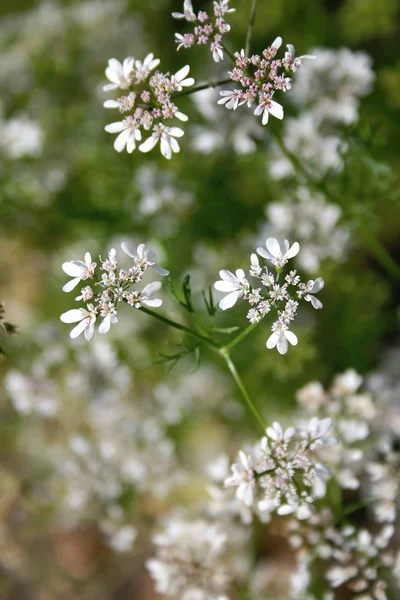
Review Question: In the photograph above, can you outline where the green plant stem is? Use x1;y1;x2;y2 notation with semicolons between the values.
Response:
140;307;265;430
245;0;257;56
173;78;232;98
335;496;378;524
139;306;220;348
221;42;237;65
270;129;400;281
225;322;258;351
220;348;266;431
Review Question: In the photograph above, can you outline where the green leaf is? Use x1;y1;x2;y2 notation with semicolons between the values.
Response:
212;326;240;334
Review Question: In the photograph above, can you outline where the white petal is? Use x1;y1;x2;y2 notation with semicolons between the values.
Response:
142;281;162;297
219;291;240;310
266;331;279;349
310;296;323;310
269;100;284;120
286;242;300;259
311;277;324;293
99;317;111;334
284;330;298;346
214;281;236;292
121;241;137;258
70;319;88;339
114;129;129;152
168;127;184;138
105;121;126;134
219;269;238;283
256;247;273;260
60;309;85;323
174;65;190;82
62;277;81;293
266;237;281;258
277;335;288;354
262;109;269;125
168;136;180;154
62;262;83;277
103;99;121;109
139;136;158;153
84;322;95;341
160;136;172;159
142;298;162;307
271;36;282;50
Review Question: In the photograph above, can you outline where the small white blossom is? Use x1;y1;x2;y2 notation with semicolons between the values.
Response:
224;451;256;506
257;237;300;270
121;242;169;276
139;125;184;159
103;56;135;91
214;269;249;310
266;323;298;355
62;252;96;292
60;304;97;341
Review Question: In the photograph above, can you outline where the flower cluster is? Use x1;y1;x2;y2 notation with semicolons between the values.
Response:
218;37;315;125
297;369;376;493
289;513;396;600
60;242;168;340
214;237;325;354
103;54;194;158
173;0;235;63
261;187;350;273
225;418;335;520
147;516;231;599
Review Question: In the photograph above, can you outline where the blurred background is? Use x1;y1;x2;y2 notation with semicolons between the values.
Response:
0;0;400;598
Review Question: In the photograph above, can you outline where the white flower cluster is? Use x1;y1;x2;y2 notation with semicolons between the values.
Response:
289;513;396;600
261;187;350;273
269;48;375;179
147;516;231;599
60;242;168;340
224;417;335;520
218;37;315;126
103;54;194;158
297;369;376;493
173;0;235;63
214;237;325;354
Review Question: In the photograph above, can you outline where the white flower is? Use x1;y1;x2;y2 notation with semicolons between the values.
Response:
134;53;160;81
266;421;295;443
224;451;256;506
103;92;137;113
103;57;134;91
60;304;97;341
62;252;96;292
121;242;169;276
99;305;118;335
218;89;244;110
257;237;300;269
266;325;298;355
254;97;284;125
214;269;249;310
170;65;195;91
139;124;184;159
284;44;316;72
172;0;196;20
304;277;324;309
104;116;142;154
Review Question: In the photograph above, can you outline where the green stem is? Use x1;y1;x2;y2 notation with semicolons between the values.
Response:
173;78;233;98
139;306;220;348
220;348;266;431
140;307;265;430
221;42;237;65
270;129;400;281
225;322;258;351
335;496;378;524
245;0;257;56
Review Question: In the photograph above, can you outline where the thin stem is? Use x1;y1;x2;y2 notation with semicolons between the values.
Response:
270;129;400;281
225;322;258;351
335;496;378;524
245;0;257;56
173;78;232;99
221;42;237;65
139;306;220;348
220;349;266;431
